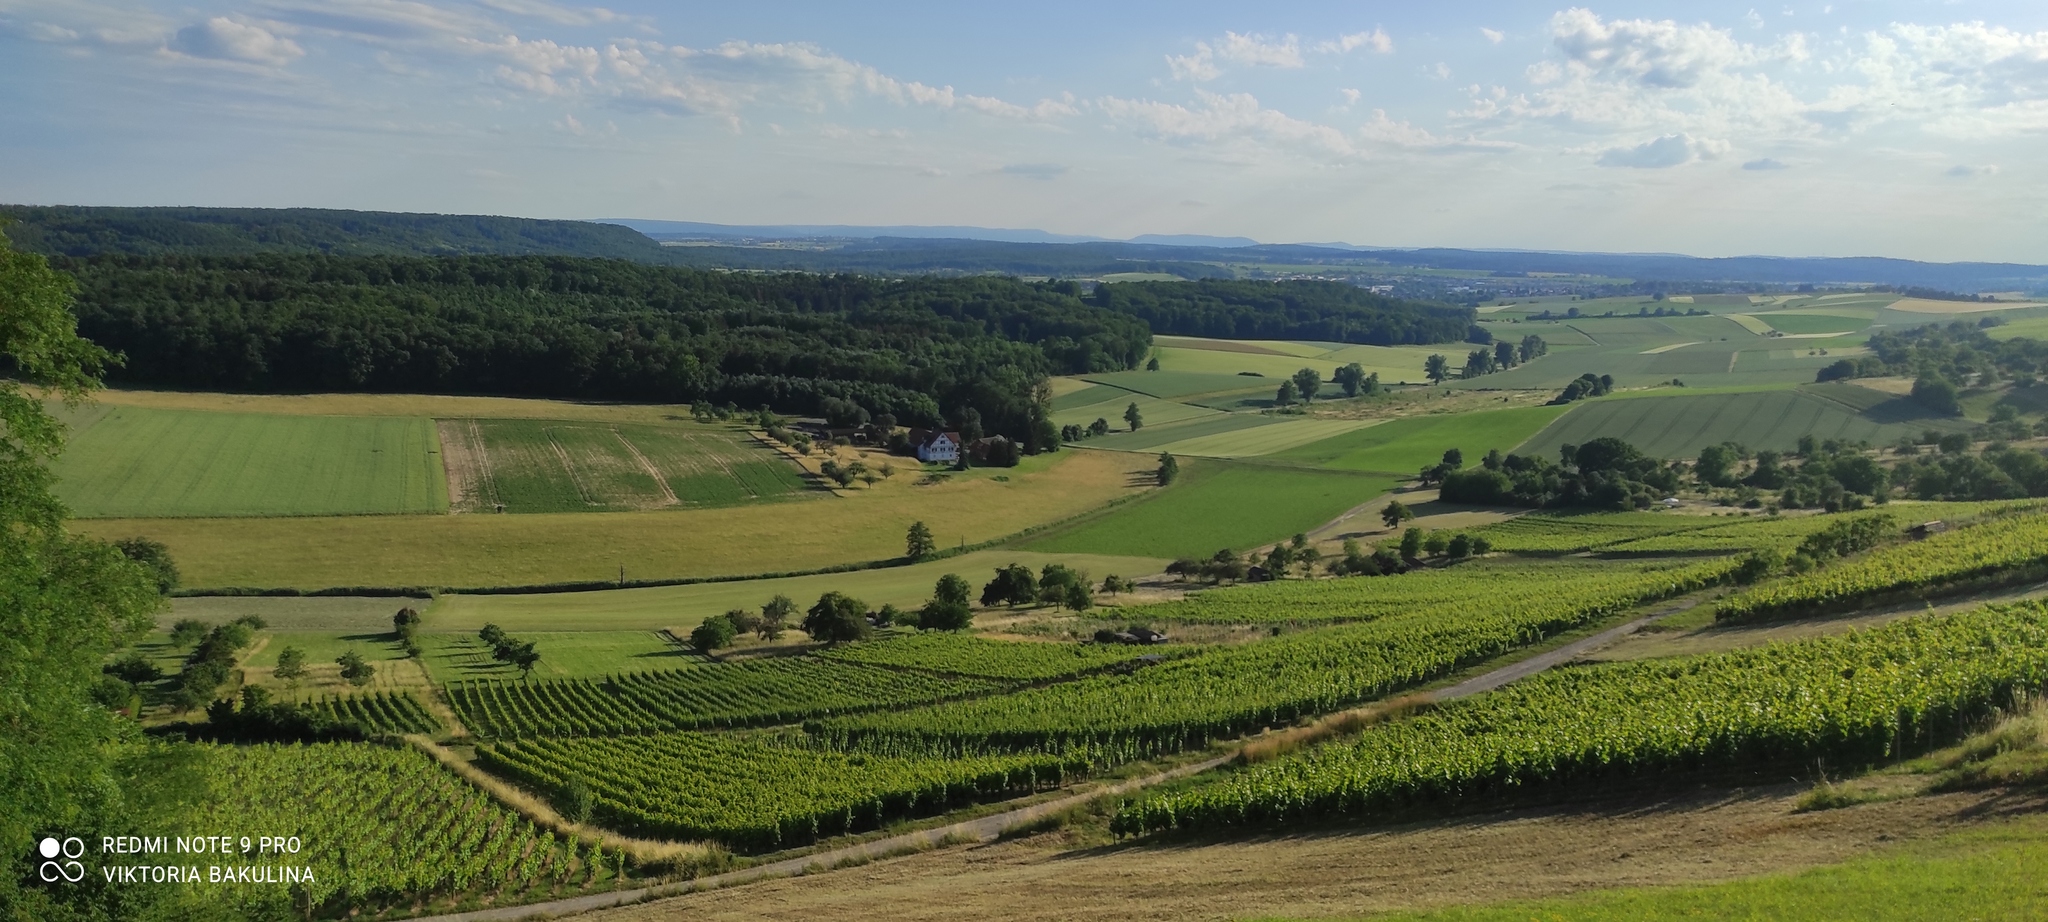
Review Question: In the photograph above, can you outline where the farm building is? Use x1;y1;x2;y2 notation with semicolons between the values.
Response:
910;430;963;464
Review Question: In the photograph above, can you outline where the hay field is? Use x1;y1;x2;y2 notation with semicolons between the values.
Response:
56;406;447;517
1272;406;1569;474
1517;387;1975;459
441;419;810;513
1139;417;1384;459
1049;388;1222;430
427;549;1171;631
1027;461;1396;558
74;448;1154;589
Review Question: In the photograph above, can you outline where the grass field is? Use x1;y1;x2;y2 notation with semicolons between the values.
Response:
1350;820;2048;922
425;549;1170;631
419;631;703;681
163;595;429;633
80;387;700;424
1271;406;1569;474
442;418;810;513
1025;460;1396;558
1139;417;1383;458
1518;386;1975;459
1757;312;1870;335
1085;412;1290;452
1080;370;1275;400
1049;389;1222;430
75;448;1155;589
55;406;447;517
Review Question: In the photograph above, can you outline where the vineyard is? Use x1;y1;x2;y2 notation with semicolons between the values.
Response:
477;733;1084;852
166;743;619;917
1113;602;2048;837
1715;512;2048;624
1120;559;1701;625
299;691;441;735
815;560;1733;758
1600;501;2029;555
1461;512;1727;554
447;658;1007;738
817;632;1170;679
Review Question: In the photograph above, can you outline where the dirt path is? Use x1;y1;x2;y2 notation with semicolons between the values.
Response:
414;603;1692;922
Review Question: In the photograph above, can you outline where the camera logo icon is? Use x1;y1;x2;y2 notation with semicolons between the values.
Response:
38;836;85;883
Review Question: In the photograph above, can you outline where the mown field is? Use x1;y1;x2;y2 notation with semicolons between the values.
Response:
1025;461;1396;558
55;405;448;517
1517;385;1975;459
441;418;811;513
1271;406;1567;474
76;448;1155;589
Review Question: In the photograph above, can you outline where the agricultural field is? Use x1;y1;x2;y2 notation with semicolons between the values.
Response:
54;405;447;517
1082;412;1290;452
1271;406;1568;474
425;549;1168;631
297;691;441;735
440;418;812;513
1025;461;1396;558
817;632;1169;680
421;631;704;682
1516;385;1974;460
1047;389;1221;430
75;447;1154;589
1716;510;2048;623
1119;559;1704;625
1079;369;1274;401
1114;602;2048;836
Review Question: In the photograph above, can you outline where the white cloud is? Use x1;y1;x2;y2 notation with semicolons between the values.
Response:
1596;132;1727;168
1550;7;1804;90
1339;88;1361;105
169;17;305;67
1168;32;1304;81
1813;23;2048;138
1481;27;1505;45
1318;28;1392;55
1098;90;1511;160
473;0;623;27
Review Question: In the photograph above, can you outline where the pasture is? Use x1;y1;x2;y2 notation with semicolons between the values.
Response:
77;448;1155;589
1517;386;1976;459
1080;369;1275;400
55;406;447;517
1272;406;1569;474
1026;461;1396;558
425;549;1170;631
1138;417;1384;458
441;418;810;513
1049;388;1221;430
1085;412;1289;452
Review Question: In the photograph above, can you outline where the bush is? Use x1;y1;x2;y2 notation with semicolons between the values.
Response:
691;615;738;652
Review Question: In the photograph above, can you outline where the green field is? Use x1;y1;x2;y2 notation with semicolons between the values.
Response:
55;406;447;517
1759;312;1870;335
1518;386;1975;459
445;418;811;513
425;549;1172;631
163;595;430;633
1049;389;1222;430
420;630;702;681
1026;461;1395;558
1270;406;1569;474
1080;370;1275;400
1137;417;1382;458
1085;412;1290;451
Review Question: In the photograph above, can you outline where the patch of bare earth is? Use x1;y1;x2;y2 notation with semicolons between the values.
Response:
436;419;494;513
593;786;2048;922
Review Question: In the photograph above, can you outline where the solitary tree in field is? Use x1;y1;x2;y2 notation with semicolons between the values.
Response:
905;520;937;560
1274;379;1299;406
272;646;306;683
1124;402;1144;431
1291;368;1322;404
1381;500;1413;529
1145;356;1161;371
1156;451;1179;486
1424;354;1450;384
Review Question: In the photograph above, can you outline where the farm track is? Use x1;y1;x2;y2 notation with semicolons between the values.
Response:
414;602;1688;922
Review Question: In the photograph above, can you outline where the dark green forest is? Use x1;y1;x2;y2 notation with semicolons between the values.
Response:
1095;279;1473;344
1;205;665;260
64;254;1149;442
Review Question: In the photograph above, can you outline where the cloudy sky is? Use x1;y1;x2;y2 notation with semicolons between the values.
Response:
3;1;2045;261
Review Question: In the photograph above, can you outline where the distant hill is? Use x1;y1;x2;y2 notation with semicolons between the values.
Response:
0;205;666;260
600;218;1109;245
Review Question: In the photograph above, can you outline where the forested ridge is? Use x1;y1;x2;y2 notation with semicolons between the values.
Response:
1;204;667;260
1095;278;1473;344
63;253;1150;440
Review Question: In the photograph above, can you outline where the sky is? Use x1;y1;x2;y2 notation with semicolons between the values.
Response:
2;1;2045;262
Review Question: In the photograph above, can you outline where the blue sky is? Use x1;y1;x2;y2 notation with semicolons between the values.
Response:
2;1;2045;261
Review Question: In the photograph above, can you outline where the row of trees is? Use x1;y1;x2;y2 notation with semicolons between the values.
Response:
1424;335;1548;383
477;623;543;676
1439;437;1684;510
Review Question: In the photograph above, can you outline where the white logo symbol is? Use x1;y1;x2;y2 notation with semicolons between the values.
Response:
37;836;85;883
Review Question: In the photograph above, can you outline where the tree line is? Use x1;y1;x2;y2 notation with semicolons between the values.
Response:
1094;279;1474;345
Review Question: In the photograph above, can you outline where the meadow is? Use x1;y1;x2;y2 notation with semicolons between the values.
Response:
442;418;811;513
1516;386;1975;459
1271;406;1568;474
421;631;704;682
1048;388;1222;430
1025;461;1396;558
55;405;447;517
74;448;1154;589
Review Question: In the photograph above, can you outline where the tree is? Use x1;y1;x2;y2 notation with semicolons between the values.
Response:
872;604;903;628
1424;353;1450;384
392;606;423;640
1037;564;1087;609
1447;534;1474;559
1203;548;1247;583
691;615;737;652
1381;500;1414;530
1165;557;1199;581
1494;341;1518;370
1145;356;1161;371
1423;532;1450;557
1157;451;1179;486
905;520;937;560
918;574;975;631
336;650;376;686
1274;379;1299;406
1294;544;1323;576
1100;574;1132;596
1519;334;1548;363
1332;362;1368;397
272;646;307;682
114;537;179;594
1695;443;1736;487
1291;368;1322;404
1063;581;1095;612
1441;448;1464;470
1911;375;1962;416
803;591;871;643
169;618;210;648
1463;349;1495;379
759;594;795;640
1089;417;1111;437
1124;401;1144;431
724;607;762;637
1263;543;1295;576
509;643;542;677
981;563;1038;607
1400;526;1425;559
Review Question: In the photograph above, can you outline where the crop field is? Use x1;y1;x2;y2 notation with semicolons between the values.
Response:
422;631;703;682
1133;416;1382;459
1272;406;1568;474
1153;335;1328;358
297;691;441;735
1460;511;1728;553
54;405;447;517
165;595;430;633
1114;602;2048;836
1048;388;1221;430
1118;559;1704;625
445;658;1006;738
163;743;608;918
1716;512;2048;623
425;550;1170;632
1599;502;2016;555
1517;387;1973;460
1026;462;1396;558
441;419;811;513
817;559;1732;759
477;733;1080;852
1758;313;1873;335
818;632;1169;680
1084;412;1289;451
1079;369;1275;400
75;448;1153;589
84;386;697;424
